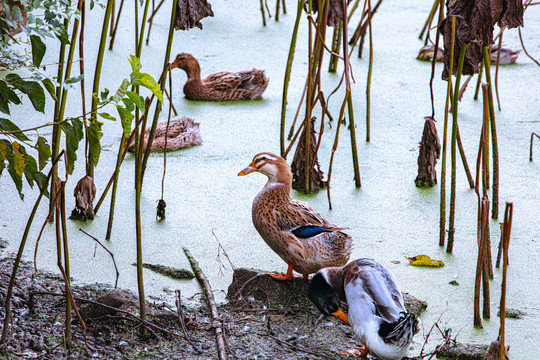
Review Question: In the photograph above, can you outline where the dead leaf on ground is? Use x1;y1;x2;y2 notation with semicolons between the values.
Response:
405;254;444;267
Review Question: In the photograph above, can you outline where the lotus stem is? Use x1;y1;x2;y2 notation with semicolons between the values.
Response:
109;0;125;50
500;202;513;358
483;46;499;219
89;0;114;178
260;0;267;26
446;41;466;253
418;0;439;41
280;0;304;155
365;0;373;142
439;15;455;247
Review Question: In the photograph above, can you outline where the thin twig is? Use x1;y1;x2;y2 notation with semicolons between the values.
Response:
79;229;120;288
175;290;202;353
530;132;540;161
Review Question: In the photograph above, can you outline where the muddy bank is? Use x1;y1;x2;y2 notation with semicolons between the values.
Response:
0;251;494;360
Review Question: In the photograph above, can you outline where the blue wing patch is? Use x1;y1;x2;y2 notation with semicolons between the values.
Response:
292;225;330;238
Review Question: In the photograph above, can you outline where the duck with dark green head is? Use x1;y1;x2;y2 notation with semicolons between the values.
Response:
308;258;421;360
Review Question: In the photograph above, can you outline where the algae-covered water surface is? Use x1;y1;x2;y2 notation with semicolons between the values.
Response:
1;0;539;358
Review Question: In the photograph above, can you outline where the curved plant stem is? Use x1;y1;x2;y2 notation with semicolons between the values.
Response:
280;0;303;156
447;43;467;253
518;27;540;67
439;15;455;247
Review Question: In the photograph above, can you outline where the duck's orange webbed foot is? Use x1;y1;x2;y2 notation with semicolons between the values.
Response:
269;263;308;280
340;346;369;357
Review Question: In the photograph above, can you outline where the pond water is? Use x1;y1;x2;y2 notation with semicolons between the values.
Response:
1;0;539;357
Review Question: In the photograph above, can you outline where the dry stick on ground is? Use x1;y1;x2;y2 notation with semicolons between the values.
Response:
530;132;540;161
79;229;120;288
175;290;201;353
500;202;513;357
183;248;227;360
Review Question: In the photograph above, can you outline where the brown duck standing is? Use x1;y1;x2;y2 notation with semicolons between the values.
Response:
170;53;269;101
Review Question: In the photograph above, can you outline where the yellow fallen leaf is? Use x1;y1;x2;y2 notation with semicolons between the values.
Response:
405;255;444;267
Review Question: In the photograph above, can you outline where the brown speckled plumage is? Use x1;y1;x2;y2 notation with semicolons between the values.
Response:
239;152;354;276
171;53;269;101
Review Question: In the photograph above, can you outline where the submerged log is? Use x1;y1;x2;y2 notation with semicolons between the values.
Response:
415;117;441;187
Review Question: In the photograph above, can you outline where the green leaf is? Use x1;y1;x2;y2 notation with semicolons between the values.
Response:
33;171;49;198
42;78;58;101
8;168;24;200
11;141;26;177
121;97;135;112
100;88;110;101
125;91;145;112
36;136;51;171
0;80;21;115
30;35;46;67
23;150;38;188
56;28;70;44
88;119;103;166
15;81;46;113
131;72;162;102
112;78;130;104
61;119;83;174
98;112;116;121
0;118;30;142
128;55;142;73
116;105;134;138
65;74;84;84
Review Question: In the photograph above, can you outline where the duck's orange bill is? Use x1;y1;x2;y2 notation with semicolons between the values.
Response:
331;308;350;325
169;62;178;69
238;161;257;176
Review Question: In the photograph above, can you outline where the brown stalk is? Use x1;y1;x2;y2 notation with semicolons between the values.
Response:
500;202;513;357
494;28;504;110
530;132;540;161
109;0;125;50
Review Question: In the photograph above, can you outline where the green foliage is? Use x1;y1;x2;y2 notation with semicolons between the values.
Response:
97;56;162;138
87;119;103;167
0;139;47;200
60;117;84;174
